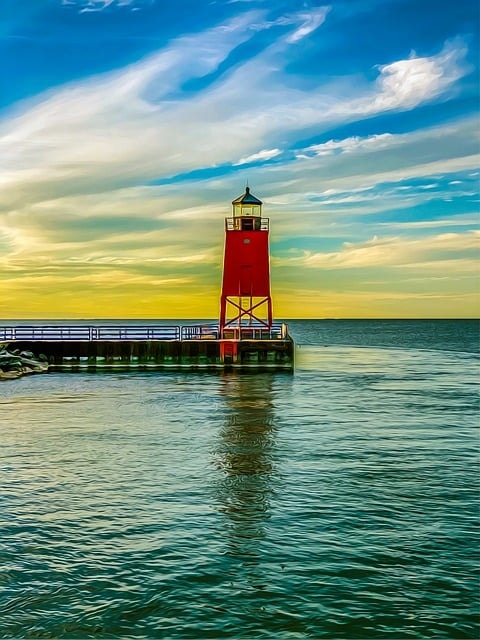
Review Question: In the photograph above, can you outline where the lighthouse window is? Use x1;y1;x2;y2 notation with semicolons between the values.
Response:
243;238;250;244
241;218;254;230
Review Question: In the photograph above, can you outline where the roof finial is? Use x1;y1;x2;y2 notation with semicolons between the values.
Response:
245;179;250;194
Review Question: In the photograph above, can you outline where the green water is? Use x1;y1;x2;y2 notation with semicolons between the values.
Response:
0;320;478;638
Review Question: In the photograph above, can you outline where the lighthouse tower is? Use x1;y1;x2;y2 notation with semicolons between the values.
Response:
219;187;273;337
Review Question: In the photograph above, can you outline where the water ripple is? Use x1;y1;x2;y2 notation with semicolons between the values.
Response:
0;335;478;638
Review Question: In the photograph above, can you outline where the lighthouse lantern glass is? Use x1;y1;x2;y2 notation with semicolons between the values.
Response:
233;203;261;217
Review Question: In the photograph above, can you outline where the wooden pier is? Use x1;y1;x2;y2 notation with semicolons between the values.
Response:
0;324;294;371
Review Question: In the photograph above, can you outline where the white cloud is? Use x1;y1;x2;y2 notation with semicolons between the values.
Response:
63;0;150;10
262;116;480;212
286;7;331;43
250;6;330;39
0;18;470;218
379;216;480;230
234;148;282;165
372;40;468;111
290;231;480;269
303;133;395;157
0;11;267;208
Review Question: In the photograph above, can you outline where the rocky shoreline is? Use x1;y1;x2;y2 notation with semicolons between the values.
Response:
0;345;49;380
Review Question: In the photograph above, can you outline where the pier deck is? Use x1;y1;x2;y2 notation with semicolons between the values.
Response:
0;324;294;370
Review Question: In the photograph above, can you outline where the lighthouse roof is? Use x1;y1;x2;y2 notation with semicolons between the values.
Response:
232;186;263;206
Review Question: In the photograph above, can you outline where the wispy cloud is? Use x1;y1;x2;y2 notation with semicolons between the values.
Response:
62;0;152;11
285;6;331;43
286;231;479;269
234;148;282;165
0;22;470;218
302;134;395;157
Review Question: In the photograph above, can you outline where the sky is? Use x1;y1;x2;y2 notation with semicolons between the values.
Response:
1;0;479;319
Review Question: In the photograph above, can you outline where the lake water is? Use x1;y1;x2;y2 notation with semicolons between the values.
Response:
1;320;479;639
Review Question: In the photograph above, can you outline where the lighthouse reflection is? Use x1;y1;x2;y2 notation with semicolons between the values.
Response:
213;373;277;559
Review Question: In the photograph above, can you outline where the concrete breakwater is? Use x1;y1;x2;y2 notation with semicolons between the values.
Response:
4;338;294;371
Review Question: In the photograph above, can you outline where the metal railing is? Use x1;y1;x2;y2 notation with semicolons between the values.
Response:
220;323;286;340
181;324;219;340
0;323;289;342
0;325;181;341
225;217;269;231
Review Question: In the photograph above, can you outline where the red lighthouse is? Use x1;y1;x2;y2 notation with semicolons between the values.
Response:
219;187;273;337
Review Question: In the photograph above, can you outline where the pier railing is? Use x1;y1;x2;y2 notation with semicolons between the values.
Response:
0;326;182;341
0;324;288;342
220;324;285;340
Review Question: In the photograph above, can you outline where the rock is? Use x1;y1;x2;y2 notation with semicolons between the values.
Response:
0;345;49;380
0;370;22;380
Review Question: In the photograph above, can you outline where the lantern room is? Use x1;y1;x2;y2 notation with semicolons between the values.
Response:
232;186;262;216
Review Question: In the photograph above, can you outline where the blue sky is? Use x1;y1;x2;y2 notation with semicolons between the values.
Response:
1;0;478;318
